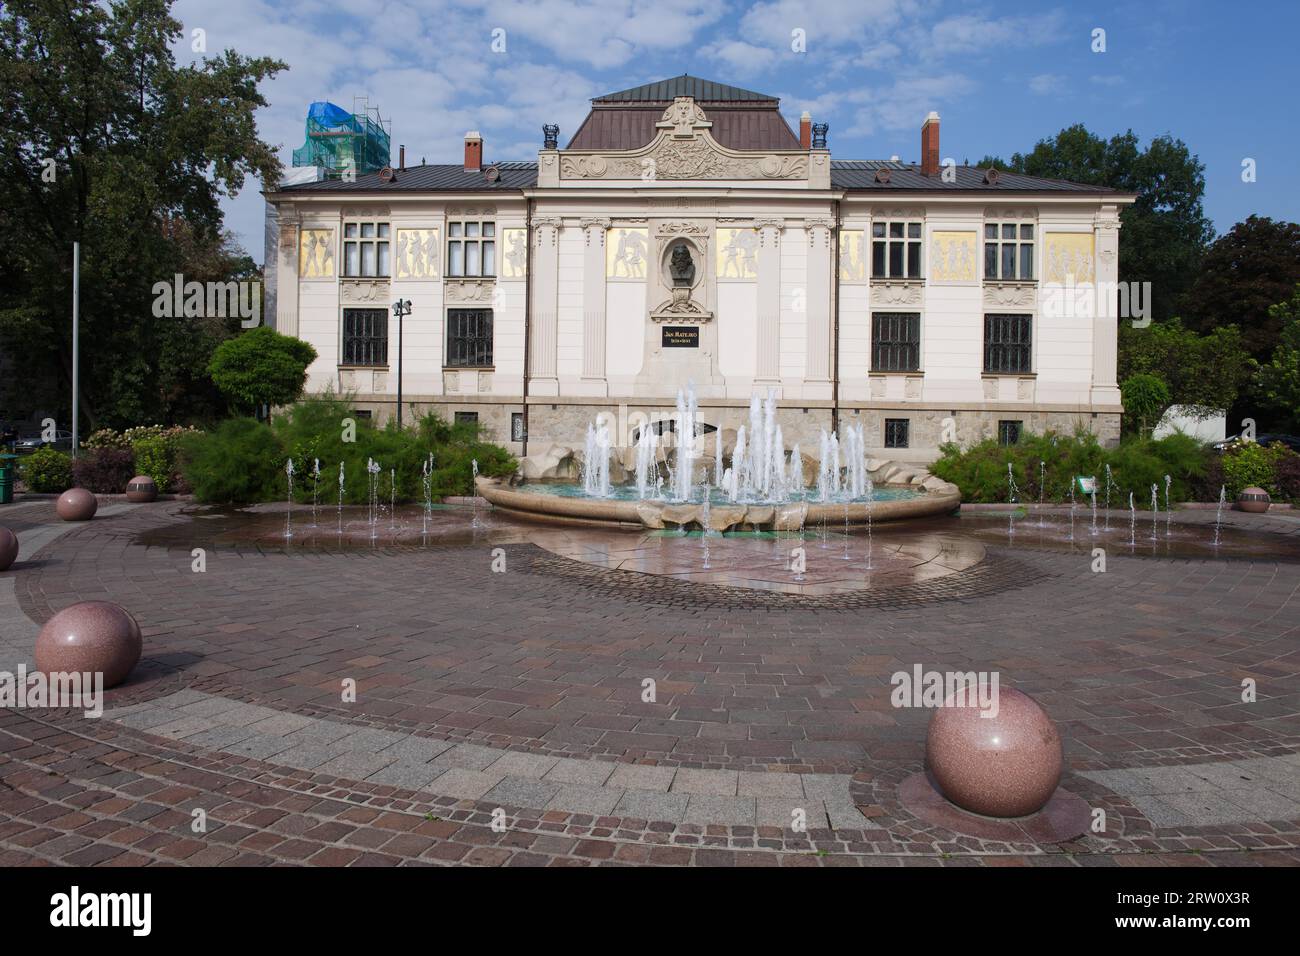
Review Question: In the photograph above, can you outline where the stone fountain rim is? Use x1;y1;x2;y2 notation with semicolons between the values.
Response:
474;464;961;531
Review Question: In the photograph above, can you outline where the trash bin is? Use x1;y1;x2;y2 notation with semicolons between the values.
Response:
0;454;16;504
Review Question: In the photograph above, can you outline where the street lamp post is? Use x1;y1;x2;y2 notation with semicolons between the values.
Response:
392;299;412;427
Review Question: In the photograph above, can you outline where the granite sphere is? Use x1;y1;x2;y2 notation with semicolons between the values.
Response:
0;526;17;571
56;487;97;521
125;475;158;503
35;601;142;688
926;686;1062;818
1237;486;1271;514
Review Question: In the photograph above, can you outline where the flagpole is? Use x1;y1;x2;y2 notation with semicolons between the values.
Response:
72;242;79;457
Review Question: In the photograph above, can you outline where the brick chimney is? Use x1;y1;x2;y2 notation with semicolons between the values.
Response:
799;111;812;150
463;131;482;172
921;112;940;176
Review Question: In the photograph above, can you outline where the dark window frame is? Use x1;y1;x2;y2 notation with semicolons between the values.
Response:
341;308;388;367
446;220;497;278
983;221;1035;281
998;420;1023;446
445;308;494;368
884;418;910;449
871;312;921;372
983;313;1033;374
871;220;923;279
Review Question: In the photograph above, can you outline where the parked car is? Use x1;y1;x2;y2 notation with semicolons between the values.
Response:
14;430;73;453
1213;433;1300;453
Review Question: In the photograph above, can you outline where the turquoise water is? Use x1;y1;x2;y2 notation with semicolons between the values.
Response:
520;482;922;506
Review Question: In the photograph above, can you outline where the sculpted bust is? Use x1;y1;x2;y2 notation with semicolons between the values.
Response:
669;242;695;286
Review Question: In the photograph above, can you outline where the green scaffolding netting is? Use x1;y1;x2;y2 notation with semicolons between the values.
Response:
291;101;390;175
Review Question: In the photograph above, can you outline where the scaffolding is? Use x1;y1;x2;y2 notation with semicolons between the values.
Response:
291;96;391;177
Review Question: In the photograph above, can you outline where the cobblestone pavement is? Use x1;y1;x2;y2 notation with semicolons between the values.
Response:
0;500;1297;867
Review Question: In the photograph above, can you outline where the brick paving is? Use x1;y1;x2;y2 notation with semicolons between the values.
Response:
0;499;1297;867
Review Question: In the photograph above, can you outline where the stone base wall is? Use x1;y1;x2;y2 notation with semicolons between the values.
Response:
343;394;1122;465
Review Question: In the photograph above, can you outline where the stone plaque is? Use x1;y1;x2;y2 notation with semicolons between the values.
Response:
662;326;700;348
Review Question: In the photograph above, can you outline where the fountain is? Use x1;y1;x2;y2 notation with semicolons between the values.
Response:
367;458;380;539
337;461;345;536
1006;463;1022;537
1128;492;1136;547
284;458;295;539
1213;485;1226;547
311;459;320;527
473;385;961;532
1164;474;1172;537
1149;483;1159;541
1067;478;1076;541
1104;464;1115;531
1089;477;1098;535
422;453;434;535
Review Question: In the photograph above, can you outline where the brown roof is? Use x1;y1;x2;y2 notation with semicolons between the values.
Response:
567;105;800;151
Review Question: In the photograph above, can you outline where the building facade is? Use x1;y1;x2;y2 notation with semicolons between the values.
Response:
264;75;1133;465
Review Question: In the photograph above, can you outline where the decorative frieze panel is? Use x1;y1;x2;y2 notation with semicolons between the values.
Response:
340;279;389;303
929;231;978;282
445;279;495;303
870;281;923;307
1044;233;1096;284
395;228;439;279
501;228;527;278
607;228;649;278
716;228;758;279
983;283;1037;308
839;230;866;281
299;229;335;278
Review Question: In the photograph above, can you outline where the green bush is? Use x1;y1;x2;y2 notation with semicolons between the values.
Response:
1120;373;1171;434
20;447;73;493
1220;440;1297;497
932;429;1213;506
179;393;517;504
130;435;171;491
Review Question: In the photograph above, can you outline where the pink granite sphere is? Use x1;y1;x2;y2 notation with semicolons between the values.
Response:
1237;486;1270;514
125;475;158;503
35;601;142;689
0;526;17;571
56;487;97;521
926;686;1062;818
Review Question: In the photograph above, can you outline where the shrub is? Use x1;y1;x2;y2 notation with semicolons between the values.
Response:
1274;452;1300;503
179;393;518;504
208;327;318;415
20;447;73;493
1121;373;1171;434
177;417;283;503
83;428;129;451
71;448;136;492
932;429;1213;506
1219;440;1298;498
130;435;171;491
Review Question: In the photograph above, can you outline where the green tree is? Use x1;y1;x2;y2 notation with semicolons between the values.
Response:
1181;217;1300;360
208;327;317;415
1120;373;1171;436
0;0;285;429
997;125;1215;322
1256;285;1300;431
1119;319;1255;418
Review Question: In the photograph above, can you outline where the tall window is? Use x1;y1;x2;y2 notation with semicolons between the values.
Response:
343;222;390;277
984;222;1034;280
446;309;493;367
447;221;496;277
872;313;921;372
998;420;1023;446
984;313;1033;373
872;220;922;278
342;309;387;366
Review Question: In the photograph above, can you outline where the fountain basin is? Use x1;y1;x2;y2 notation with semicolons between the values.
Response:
475;466;960;532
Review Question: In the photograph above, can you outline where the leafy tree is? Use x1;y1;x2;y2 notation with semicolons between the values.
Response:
0;0;285;429
208;327;317;415
989;125;1215;322
1120;373;1171;435
1119;319;1255;418
1256;285;1300;431
1182;217;1300;359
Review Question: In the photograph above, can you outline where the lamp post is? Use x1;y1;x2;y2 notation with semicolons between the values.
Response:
392;298;411;427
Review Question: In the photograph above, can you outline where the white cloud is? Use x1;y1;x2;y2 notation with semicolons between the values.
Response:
699;39;780;77
928;11;1068;57
1029;73;1066;95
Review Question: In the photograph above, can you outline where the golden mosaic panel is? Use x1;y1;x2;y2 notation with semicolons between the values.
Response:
930;231;977;282
298;229;335;278
606;227;649;279
1044;233;1095;284
716;227;758;279
394;228;440;279
839;230;866;281
500;228;527;278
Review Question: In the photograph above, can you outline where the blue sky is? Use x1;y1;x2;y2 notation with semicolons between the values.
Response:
173;0;1300;263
